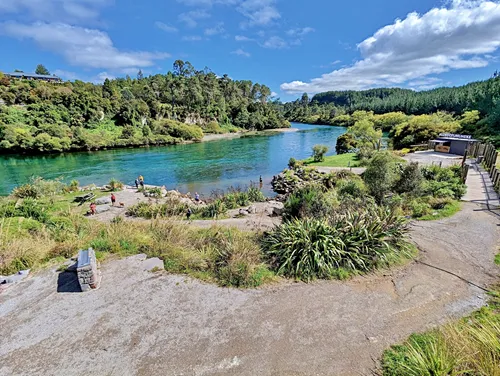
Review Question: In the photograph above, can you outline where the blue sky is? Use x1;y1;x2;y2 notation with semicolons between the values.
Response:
1;0;500;101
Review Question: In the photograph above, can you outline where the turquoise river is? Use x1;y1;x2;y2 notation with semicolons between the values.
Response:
0;123;346;196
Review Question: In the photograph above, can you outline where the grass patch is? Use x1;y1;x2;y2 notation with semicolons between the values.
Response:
303;153;361;167
418;200;462;221
495;253;500;266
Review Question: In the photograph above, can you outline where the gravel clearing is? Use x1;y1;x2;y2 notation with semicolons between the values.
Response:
0;203;498;376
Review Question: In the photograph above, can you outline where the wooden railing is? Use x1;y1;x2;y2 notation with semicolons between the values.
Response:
468;142;499;193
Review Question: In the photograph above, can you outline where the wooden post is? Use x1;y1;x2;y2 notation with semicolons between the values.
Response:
462;164;469;184
461;150;468;167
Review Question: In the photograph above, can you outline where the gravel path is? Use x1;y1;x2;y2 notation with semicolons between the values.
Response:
0;203;498;376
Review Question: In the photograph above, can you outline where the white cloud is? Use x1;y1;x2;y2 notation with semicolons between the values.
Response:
286;27;315;37
204;22;225;35
178;9;211;27
0;22;170;70
95;71;115;83
231;48;250;57
281;1;500;94
235;35;254;42
237;0;280;27
182;35;203;41
270;91;278;97
0;0;110;23
262;36;287;49
155;21;178;33
53;69;80;81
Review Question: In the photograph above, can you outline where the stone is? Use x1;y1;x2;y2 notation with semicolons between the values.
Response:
239;209;249;216
272;207;284;217
247;205;257;214
142;258;165;272
128;253;147;261
95;197;112;205
95;205;111;214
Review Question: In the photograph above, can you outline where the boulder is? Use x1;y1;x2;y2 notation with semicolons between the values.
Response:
95;197;112;205
239;209;249;216
1;269;30;284
247;205;257;214
95;205;111;214
272;207;284;217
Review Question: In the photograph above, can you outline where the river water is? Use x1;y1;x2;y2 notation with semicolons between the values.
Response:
0;123;346;196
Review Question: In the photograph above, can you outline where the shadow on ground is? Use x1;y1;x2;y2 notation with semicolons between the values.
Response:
57;271;81;293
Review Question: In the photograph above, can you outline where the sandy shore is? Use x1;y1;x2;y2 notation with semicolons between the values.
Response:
202;127;299;142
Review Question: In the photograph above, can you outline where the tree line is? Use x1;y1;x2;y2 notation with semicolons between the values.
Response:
283;75;500;146
0;61;289;153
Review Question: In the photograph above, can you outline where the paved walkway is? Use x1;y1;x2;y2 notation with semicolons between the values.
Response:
463;162;500;208
316;167;366;175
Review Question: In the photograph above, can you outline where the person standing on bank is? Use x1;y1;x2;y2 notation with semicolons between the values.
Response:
139;175;144;188
111;193;116;206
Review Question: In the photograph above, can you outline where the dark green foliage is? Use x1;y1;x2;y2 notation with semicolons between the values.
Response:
264;206;411;281
35;64;50;75
335;133;357;154
394;162;423;195
0;60;289;153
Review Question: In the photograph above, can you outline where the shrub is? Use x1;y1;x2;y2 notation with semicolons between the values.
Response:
394;162;423;195
336;179;367;198
11;177;66;198
336;133;357;155
264;206;411;281
203;121;223;134
247;186;266;202
65;180;80;193
202;199;227;218
283;185;333;220
108;178;124;191
312;144;329;162
363;152;399;203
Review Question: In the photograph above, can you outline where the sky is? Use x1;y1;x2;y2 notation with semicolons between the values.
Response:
1;0;500;101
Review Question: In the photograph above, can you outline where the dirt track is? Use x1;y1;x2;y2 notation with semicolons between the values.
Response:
0;203;498;376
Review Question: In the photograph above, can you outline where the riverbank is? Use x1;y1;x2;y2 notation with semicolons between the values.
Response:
202;127;299;142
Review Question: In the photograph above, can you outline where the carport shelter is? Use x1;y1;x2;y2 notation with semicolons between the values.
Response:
429;133;479;156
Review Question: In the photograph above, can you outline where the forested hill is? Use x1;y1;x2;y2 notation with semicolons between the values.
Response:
283;74;500;143
0;60;289;153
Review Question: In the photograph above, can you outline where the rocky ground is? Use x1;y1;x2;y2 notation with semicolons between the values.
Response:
1;203;498;376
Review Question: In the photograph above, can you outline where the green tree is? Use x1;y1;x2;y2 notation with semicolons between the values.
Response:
363;152;398;203
348;119;382;158
35;64;50;75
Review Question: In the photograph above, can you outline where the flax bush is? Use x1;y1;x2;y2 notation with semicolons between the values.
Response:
264;205;411;281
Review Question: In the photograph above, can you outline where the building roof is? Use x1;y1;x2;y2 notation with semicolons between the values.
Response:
5;72;61;80
431;137;479;142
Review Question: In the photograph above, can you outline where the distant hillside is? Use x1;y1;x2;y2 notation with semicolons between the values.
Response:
0;60;289;154
283;75;500;144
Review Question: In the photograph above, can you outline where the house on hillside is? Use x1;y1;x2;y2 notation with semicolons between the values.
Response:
4;72;62;83
428;133;479;156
